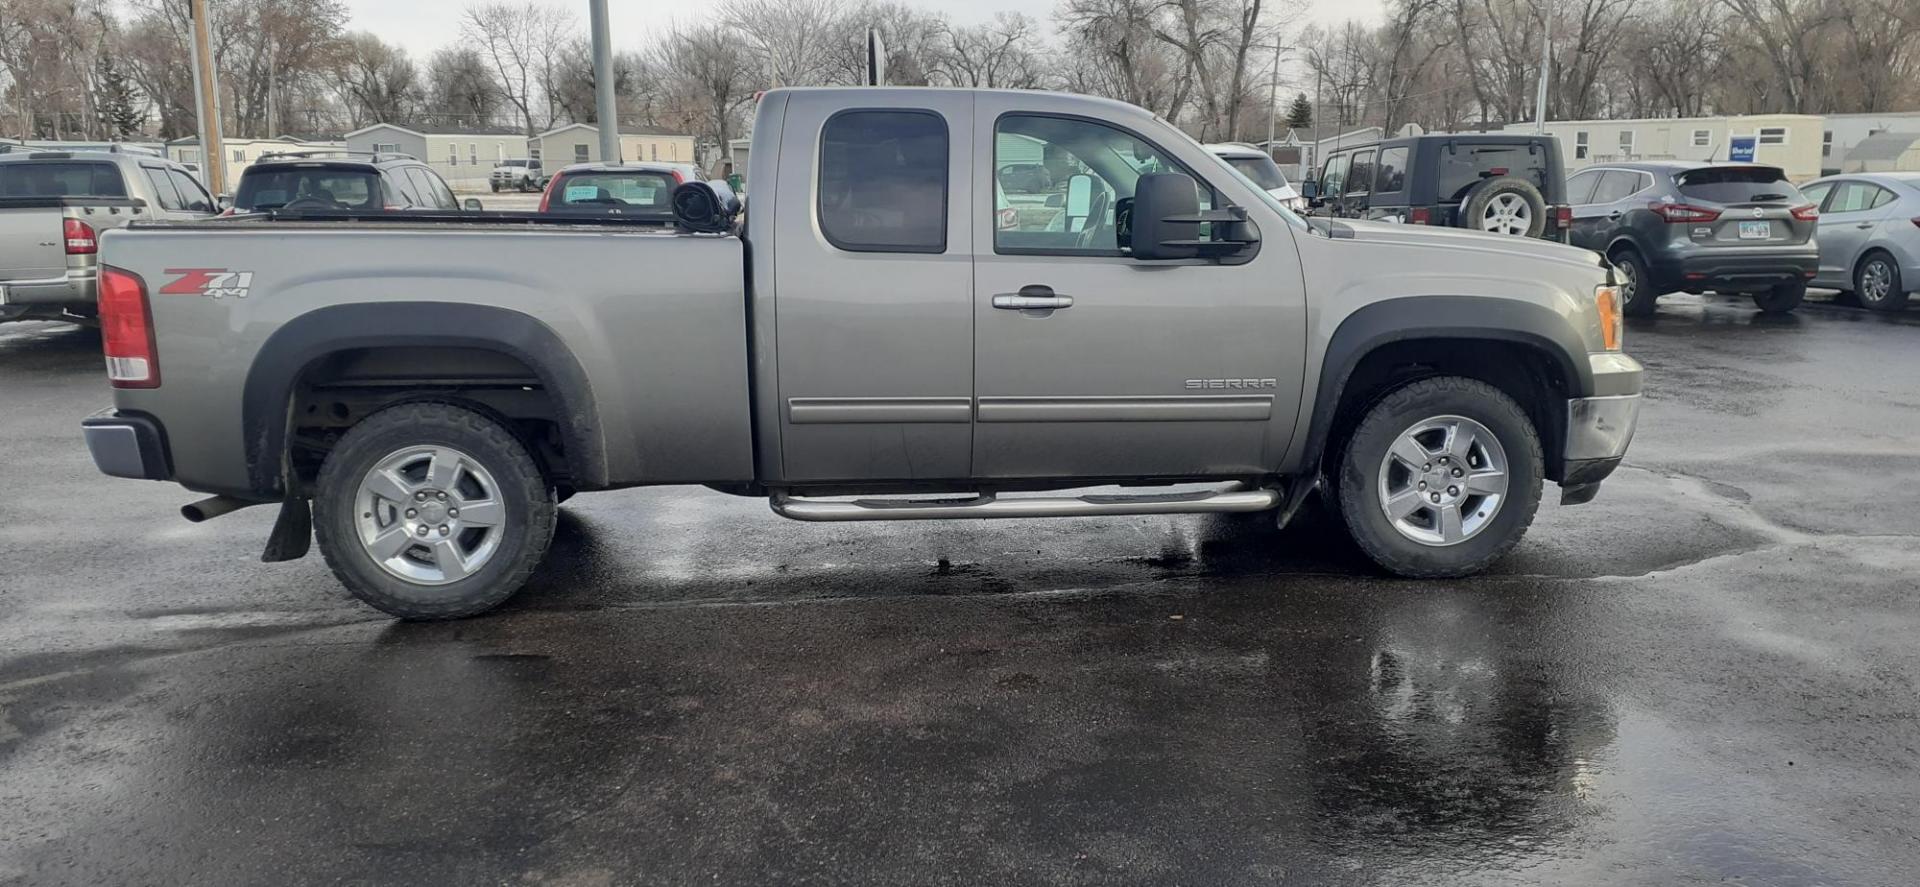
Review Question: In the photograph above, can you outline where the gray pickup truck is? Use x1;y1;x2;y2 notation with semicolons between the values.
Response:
83;87;1643;619
0;151;217;323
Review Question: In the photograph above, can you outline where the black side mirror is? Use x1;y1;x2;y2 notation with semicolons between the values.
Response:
1130;172;1202;260
462;197;484;211
1299;180;1321;199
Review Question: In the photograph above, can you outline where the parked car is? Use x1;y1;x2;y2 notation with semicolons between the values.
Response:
536;163;688;220
231;150;474;214
490;158;546;192
1566;162;1818;315
1314;134;1572;242
1798;172;1920;312
83;86;1641;620
1206;143;1304;211
0;150;215;324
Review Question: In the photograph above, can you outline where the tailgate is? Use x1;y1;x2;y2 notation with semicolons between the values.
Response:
0;206;68;281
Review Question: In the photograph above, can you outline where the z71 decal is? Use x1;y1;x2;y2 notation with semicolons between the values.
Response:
161;268;254;299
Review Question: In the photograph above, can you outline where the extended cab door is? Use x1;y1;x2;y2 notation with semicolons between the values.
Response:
970;96;1306;480
765;92;976;483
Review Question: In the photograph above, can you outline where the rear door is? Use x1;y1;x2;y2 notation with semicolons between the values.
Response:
1565;168;1608;250
969;95;1304;481
768;94;976;483
1811;180;1895;279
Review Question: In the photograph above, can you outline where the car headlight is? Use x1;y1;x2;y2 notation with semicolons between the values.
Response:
1595;284;1622;351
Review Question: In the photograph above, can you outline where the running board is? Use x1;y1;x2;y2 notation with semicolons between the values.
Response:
769;484;1280;522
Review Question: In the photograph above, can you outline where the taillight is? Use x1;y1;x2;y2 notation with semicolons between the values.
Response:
537;175;561;212
671;169;686;184
1789;204;1817;221
1650;202;1720;223
1554;204;1573;228
1408;207;1431;224
64;217;96;254
997;206;1019;230
99;266;158;388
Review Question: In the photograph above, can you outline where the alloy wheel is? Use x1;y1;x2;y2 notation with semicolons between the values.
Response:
1376;415;1510;546
1480;194;1532;236
354;445;507;584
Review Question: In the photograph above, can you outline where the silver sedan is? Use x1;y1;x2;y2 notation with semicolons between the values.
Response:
1800;172;1920;312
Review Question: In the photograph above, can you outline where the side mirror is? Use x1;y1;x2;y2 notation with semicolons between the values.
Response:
1066;174;1092;219
1299;180;1320;199
216;195;232;212
1129;172;1202;260
462;198;484;211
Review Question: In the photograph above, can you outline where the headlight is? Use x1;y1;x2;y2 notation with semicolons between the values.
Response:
1595;284;1622;351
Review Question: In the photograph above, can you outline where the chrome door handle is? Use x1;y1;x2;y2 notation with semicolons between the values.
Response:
993;294;1074;310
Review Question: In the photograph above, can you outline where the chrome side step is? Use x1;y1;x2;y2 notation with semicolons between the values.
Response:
769;484;1280;522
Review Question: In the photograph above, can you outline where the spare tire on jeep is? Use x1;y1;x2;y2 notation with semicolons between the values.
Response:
1459;176;1547;238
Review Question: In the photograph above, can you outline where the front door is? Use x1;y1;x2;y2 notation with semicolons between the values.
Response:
971;98;1306;481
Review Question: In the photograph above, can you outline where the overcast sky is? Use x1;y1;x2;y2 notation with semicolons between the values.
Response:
340;0;1387;85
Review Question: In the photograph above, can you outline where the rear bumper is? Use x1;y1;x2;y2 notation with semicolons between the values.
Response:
1650;248;1818;292
82;408;172;480
0;268;95;308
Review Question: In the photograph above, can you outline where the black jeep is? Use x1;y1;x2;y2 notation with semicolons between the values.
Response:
1310;134;1571;242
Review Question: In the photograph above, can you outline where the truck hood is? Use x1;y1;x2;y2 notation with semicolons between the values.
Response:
1326;217;1606;275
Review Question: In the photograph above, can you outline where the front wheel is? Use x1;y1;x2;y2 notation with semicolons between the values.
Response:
1753;281;1806;314
313;402;556;619
1335;376;1543;578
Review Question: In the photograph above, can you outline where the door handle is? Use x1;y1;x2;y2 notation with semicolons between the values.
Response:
1607;211;1623;220
993;285;1074;311
1856;222;1875;229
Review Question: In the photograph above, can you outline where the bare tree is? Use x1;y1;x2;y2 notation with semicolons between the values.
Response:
334;33;421;128
934;13;1046;89
651;21;757;166
720;0;848;88
461;1;573;137
423;47;501;128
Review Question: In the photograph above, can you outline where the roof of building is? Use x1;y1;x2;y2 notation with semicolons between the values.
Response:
343;122;525;138
1846;131;1920;162
536;122;692;139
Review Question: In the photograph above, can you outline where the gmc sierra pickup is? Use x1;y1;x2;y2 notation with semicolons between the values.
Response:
83;87;1643;619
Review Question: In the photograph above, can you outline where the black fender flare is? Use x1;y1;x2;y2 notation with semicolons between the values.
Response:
1292;295;1591;481
241;302;605;496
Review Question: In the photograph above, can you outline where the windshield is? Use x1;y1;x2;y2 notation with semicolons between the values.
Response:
234;168;382;211
546;170;678;215
0;162;128;198
1161;126;1307;229
1223;154;1289;191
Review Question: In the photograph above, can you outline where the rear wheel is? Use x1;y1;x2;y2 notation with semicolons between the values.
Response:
1335;376;1543;578
1609;246;1658;317
1855;252;1908;313
1753;280;1806;314
314;402;556;620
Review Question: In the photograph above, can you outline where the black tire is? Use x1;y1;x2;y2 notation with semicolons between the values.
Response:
1335;376;1544;578
1753;280;1806;314
313;402;556;620
1458;176;1547;238
1854;251;1909;313
1609;246;1658;317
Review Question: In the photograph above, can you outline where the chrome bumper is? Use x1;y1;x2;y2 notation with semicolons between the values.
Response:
1566;394;1640;462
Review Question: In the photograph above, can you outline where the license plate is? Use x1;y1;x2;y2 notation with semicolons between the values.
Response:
1738;220;1771;240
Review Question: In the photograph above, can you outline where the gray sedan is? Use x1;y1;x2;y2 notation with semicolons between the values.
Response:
1801;173;1920;311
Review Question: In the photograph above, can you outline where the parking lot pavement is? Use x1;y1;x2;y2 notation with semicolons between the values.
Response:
2;293;1919;885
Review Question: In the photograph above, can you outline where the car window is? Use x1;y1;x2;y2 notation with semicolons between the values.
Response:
234;167;382;210
1591;170;1643;204
141;168;185;210
819;109;948;253
1675;167;1802;205
1374;147;1407;193
406;167;457;209
1346;150;1376;196
0;161;128;198
1827;181;1884;213
1566;169;1602;205
381;170;418;208
1870;185;1896;209
547;170;678;215
167;169;214;212
1436;143;1550;202
1321;152;1350;197
1800;181;1834;210
993;114;1214;255
1221;154;1287;191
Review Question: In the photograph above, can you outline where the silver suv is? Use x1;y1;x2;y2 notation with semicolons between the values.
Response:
230;151;469;214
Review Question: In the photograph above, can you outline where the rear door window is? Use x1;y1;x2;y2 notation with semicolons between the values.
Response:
1436;143;1549;201
0;161;128;198
141;168;185;210
819;109;949;253
167;169;214;212
1590;170;1643;204
1675;167;1802;205
1826;181;1890;213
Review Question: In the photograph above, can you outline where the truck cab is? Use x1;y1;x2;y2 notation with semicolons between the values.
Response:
82;88;1643;620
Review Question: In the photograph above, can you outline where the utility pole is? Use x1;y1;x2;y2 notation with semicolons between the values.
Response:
1266;43;1283;151
589;0;619;163
1311;64;1323;181
266;39;277;138
187;0;225;195
1534;0;1552;133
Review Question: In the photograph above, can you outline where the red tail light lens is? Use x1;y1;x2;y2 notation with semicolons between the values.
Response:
671;169;686;185
1650;202;1721;223
64;217;96;254
1554;204;1573;228
1408;207;1431;224
99;266;158;388
1789;204;1818;221
537;175;561;212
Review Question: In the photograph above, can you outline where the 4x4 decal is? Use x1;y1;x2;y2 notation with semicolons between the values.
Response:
161;268;254;299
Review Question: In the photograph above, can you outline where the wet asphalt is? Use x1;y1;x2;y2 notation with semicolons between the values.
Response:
2;293;1918;886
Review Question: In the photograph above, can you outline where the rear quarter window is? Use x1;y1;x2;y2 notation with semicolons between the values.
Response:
0;162;129;199
1675;167;1802;205
1374;147;1408;193
1436;143;1550;202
